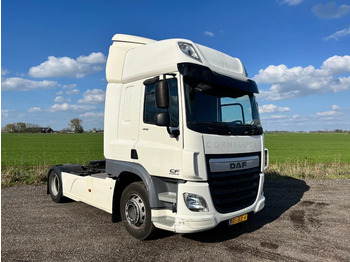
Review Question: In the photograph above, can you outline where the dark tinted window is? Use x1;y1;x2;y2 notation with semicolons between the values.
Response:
144;78;179;127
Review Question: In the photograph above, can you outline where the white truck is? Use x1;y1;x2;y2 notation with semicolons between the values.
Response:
48;34;268;240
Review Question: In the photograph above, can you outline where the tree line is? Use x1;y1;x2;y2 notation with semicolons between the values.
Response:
2;118;84;134
2;122;39;133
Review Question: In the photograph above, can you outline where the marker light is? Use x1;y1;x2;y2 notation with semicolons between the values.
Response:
183;193;208;212
178;42;201;61
264;148;269;170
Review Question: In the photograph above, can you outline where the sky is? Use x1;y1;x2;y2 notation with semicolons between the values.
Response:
1;0;350;131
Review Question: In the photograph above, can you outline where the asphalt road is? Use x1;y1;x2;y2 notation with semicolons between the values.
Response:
2;179;350;262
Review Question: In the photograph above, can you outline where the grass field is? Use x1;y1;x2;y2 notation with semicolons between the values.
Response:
265;133;350;180
1;133;104;186
1;133;104;167
1;132;350;186
265;133;350;164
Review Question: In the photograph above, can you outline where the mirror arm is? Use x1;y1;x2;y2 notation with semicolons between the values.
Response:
167;126;180;138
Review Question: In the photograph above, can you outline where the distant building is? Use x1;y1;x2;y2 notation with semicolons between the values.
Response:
91;129;103;133
26;127;54;133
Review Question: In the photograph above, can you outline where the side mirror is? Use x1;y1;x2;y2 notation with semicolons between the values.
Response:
155;112;170;127
155;80;169;109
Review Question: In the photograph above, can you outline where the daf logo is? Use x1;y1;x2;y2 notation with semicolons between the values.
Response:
230;162;247;169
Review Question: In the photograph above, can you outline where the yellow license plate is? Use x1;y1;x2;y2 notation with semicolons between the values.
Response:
229;214;248;226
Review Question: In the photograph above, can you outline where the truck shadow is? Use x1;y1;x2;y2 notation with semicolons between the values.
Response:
183;174;310;243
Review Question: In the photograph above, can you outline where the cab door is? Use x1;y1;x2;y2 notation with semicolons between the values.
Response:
134;76;183;178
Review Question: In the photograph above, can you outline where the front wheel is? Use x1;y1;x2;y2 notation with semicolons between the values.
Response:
120;182;155;240
48;170;64;203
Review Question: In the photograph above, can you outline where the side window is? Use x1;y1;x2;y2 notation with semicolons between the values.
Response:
144;78;179;127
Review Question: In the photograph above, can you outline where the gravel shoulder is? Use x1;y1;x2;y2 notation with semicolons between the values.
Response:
2;179;350;261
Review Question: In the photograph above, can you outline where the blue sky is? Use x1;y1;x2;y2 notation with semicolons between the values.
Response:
2;0;350;131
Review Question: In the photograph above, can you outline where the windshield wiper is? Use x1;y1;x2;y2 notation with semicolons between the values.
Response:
240;124;263;135
205;122;233;135
188;121;232;135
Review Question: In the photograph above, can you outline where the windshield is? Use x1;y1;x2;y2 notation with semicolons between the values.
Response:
184;76;262;136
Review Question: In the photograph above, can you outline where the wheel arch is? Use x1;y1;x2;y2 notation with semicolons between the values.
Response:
107;159;177;221
46;164;85;194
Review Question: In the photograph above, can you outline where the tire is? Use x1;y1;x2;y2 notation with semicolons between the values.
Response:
48;170;64;203
120;182;155;240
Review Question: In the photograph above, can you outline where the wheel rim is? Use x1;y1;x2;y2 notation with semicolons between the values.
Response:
125;194;146;228
50;173;59;196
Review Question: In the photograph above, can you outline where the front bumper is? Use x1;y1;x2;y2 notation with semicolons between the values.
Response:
173;173;265;233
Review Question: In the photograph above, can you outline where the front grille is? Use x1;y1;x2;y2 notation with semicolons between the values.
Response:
206;153;261;213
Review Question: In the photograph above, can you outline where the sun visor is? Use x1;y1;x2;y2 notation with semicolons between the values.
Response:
178;63;259;94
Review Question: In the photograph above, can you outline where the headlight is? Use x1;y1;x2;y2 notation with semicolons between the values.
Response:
178;42;201;61
183;193;208;212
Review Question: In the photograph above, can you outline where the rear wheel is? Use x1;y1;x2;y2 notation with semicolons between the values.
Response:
48;170;64;203
120;182;155;240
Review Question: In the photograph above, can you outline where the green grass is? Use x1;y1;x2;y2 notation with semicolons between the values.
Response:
265;133;350;164
1;133;104;167
1;133;104;186
265;133;350;180
1;132;349;186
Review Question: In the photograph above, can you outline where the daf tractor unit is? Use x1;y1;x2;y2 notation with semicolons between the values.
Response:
48;34;268;240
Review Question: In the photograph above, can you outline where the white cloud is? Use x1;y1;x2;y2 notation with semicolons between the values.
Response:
254;55;350;101
1;109;12;118
322;55;350;75
47;103;70;112
66;89;80;95
324;26;350;41
316;110;341;117
78;89;105;104
28;107;43;113
62;84;77;89
270;115;288;119
47;103;95;113
56;87;80;95
312;2;350;19
204;31;215;37
28;52;106;78
259;104;290;113
79;112;104;118
54;96;71;103
316;105;342;117
1;68;9;76
76;53;106;64
2;77;58;91
260;107;349;131
278;0;303;6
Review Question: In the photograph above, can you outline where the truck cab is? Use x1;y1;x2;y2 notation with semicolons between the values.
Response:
48;34;268;240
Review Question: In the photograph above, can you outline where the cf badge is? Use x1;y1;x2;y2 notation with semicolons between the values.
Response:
169;169;180;175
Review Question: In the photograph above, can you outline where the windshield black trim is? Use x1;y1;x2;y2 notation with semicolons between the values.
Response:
177;62;259;94
187;121;263;136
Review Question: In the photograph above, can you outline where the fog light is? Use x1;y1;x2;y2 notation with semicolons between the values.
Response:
183;193;208;212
